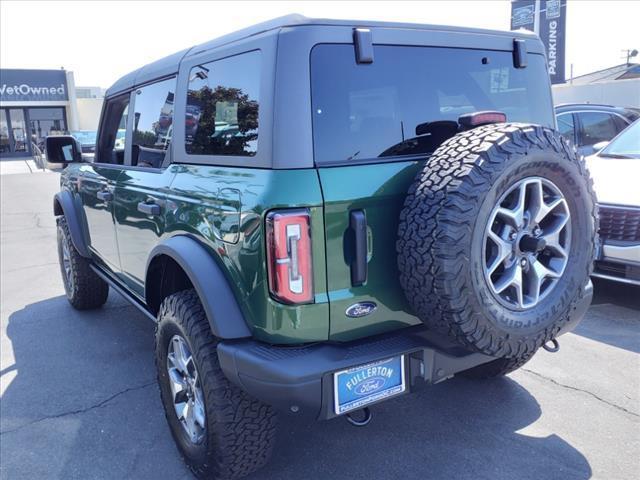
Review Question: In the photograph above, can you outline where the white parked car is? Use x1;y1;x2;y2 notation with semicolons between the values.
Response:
586;119;640;285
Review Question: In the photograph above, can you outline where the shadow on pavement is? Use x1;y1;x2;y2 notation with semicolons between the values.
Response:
592;278;640;311
570;278;640;354
1;293;592;480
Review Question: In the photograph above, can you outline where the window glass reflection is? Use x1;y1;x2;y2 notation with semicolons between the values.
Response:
185;50;261;156
0;110;9;154
311;45;554;164
132;77;176;168
29;107;67;151
9;109;27;153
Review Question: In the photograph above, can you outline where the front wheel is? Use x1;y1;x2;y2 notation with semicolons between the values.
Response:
155;289;276;479
56;216;109;309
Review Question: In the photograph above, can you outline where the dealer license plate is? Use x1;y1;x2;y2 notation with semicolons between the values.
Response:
333;355;406;415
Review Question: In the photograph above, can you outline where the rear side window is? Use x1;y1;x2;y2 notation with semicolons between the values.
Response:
131;77;176;168
576;112;620;146
185;50;260;156
557;113;575;144
311;45;554;164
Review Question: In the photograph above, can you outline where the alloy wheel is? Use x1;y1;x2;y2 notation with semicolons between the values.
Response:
166;335;207;444
483;177;571;310
61;233;74;292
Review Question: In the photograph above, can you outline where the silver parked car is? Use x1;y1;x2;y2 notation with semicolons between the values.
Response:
587;119;640;285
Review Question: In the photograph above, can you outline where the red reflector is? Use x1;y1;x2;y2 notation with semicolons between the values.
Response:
458;111;507;128
266;209;313;304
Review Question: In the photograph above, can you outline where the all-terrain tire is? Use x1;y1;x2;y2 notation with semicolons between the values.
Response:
155;289;277;480
397;123;597;359
56;216;109;309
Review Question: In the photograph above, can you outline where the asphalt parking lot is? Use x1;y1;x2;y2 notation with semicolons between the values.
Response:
1;171;639;480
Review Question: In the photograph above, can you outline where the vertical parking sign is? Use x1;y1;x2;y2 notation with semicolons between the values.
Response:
539;0;567;84
511;0;567;84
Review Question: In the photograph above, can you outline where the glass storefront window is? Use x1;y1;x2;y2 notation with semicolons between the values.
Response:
9;109;27;153
0;107;67;156
0;110;9;154
28;107;67;150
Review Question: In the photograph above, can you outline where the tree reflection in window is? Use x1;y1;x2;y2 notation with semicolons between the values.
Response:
185;51;260;156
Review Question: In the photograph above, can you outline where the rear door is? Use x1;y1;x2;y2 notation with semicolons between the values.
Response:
311;44;555;341
113;77;178;298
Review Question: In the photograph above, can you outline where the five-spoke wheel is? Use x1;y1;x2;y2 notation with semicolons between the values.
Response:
483;177;571;310
166;335;206;444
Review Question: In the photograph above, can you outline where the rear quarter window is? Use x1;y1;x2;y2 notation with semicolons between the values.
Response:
185;50;260;157
310;45;554;165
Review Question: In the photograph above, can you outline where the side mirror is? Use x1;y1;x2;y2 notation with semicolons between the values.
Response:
593;141;609;152
45;135;83;164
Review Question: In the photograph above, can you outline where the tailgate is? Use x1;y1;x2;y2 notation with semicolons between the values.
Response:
318;161;423;341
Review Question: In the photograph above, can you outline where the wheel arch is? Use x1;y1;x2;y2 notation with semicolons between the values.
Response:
145;235;252;339
53;191;91;258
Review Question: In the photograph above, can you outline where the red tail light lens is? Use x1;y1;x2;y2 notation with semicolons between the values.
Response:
266;209;313;304
458;111;507;128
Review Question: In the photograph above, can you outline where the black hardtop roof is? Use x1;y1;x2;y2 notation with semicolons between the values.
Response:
105;14;537;97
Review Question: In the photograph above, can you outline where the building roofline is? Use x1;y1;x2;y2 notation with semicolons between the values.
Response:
569;62;639;82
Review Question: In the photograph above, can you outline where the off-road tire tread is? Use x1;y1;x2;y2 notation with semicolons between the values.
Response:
397;123;597;358
156;289;276;480
57;216;109;309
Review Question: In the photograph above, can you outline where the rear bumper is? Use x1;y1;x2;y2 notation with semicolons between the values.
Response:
217;326;493;420
217;282;593;421
593;239;640;286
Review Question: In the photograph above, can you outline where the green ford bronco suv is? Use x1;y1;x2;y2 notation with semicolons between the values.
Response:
48;15;596;479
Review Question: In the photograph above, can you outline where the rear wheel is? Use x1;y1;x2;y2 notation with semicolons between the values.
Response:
56;216;109;309
397;123;597;359
155;289;276;479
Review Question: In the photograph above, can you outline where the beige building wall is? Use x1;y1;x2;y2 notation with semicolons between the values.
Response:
76;98;104;131
552;78;640;108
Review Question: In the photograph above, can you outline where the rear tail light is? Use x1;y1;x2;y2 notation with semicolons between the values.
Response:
266;209;313;304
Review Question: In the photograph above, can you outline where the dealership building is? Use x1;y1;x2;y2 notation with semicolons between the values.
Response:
0;68;104;157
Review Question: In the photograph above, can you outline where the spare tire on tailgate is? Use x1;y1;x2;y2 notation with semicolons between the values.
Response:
397;123;596;359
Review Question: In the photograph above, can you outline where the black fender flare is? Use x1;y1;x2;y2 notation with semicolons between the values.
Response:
146;235;252;339
53;191;91;258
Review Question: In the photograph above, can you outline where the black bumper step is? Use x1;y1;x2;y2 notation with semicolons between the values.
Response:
217;326;494;420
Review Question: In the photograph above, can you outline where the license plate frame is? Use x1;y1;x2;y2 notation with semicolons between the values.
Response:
333;355;406;415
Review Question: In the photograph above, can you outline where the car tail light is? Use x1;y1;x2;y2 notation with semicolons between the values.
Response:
266;209;313;304
458;111;507;129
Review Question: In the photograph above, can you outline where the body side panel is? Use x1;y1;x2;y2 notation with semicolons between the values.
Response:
164;165;329;344
114;167;178;297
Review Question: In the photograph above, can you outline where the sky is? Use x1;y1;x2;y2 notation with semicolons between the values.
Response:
1;0;638;88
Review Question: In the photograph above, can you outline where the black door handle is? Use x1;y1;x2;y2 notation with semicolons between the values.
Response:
349;210;368;286
97;191;113;202
137;201;161;215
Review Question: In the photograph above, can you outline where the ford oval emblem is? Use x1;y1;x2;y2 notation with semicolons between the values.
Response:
345;302;377;318
354;377;386;396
